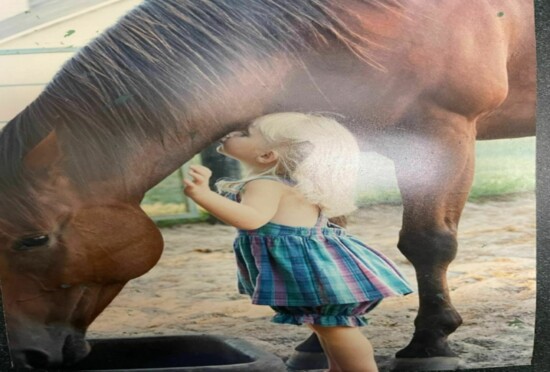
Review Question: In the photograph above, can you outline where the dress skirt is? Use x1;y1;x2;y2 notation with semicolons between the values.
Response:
233;220;413;326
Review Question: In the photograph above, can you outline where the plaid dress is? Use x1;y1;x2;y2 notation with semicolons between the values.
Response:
225;178;413;327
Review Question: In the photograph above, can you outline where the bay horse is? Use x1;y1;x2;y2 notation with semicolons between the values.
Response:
0;0;535;369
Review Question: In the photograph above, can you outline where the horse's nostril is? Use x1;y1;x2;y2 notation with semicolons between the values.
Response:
25;349;50;368
63;333;91;365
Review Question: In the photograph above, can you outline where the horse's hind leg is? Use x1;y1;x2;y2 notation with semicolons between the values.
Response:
390;117;477;370
286;333;327;370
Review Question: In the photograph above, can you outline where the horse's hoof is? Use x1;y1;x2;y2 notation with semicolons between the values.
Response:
391;356;462;371
286;350;328;370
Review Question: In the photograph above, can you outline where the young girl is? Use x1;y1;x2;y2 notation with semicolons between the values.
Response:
183;112;412;372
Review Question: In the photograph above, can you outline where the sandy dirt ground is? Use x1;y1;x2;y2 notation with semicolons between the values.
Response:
88;192;535;371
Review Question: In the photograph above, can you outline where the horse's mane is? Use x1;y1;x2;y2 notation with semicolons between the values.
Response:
0;0;401;228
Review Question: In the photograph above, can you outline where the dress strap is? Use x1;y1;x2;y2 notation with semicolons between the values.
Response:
237;176;296;191
251;175;296;186
314;213;329;227
225;176;295;202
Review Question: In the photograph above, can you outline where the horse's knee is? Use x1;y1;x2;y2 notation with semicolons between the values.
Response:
397;228;458;268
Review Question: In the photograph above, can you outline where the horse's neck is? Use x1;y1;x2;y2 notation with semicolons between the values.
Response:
114;127;217;200
120;60;295;198
135;102;262;186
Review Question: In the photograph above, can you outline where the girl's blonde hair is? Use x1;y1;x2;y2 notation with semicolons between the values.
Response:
216;112;360;217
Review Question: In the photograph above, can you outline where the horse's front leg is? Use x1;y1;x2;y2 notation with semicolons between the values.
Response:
391;118;477;370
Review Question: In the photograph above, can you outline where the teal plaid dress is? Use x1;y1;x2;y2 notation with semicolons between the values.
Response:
225;177;413;327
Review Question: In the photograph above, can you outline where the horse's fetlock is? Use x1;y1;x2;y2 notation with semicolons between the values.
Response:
415;306;462;335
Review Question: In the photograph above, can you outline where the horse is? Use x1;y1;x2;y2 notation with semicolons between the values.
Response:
0;0;535;369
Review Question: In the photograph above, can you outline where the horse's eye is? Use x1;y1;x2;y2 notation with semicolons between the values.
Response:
14;235;50;251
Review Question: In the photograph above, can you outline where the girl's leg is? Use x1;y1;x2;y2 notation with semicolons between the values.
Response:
309;324;378;372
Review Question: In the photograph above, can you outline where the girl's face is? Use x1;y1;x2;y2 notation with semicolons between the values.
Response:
217;125;276;170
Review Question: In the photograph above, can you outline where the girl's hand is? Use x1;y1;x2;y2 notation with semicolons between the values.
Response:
183;164;213;199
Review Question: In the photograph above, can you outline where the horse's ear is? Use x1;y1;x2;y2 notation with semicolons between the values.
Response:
23;131;61;173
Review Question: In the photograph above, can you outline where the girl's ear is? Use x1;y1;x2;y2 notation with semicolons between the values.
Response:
257;150;278;164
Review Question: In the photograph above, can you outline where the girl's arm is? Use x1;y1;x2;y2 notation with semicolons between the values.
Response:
183;165;283;230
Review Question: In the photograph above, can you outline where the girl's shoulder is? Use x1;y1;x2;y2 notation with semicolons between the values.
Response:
246;176;296;187
217;175;295;200
240;176;294;194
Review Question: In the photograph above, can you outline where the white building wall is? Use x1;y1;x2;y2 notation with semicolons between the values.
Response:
0;0;142;130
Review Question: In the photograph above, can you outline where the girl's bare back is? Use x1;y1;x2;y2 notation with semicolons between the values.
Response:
266;181;321;228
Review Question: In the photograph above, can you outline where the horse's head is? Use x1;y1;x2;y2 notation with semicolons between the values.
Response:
0;132;164;368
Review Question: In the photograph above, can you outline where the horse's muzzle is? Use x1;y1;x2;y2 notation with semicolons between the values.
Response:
63;333;92;365
11;333;91;369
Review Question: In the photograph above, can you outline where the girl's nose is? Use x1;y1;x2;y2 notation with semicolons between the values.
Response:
221;131;238;142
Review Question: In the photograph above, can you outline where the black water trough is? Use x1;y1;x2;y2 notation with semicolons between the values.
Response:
66;335;287;371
